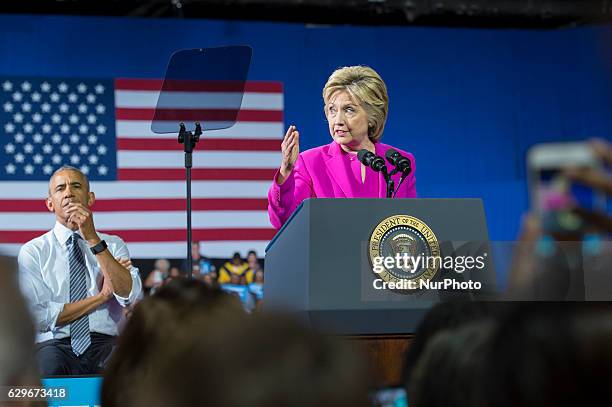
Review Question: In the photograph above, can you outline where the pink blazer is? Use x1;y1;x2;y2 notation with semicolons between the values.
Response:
268;141;417;229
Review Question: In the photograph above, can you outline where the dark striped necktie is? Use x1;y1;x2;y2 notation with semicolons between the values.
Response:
67;233;91;356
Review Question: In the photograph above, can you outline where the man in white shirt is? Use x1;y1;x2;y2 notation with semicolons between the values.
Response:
18;166;142;375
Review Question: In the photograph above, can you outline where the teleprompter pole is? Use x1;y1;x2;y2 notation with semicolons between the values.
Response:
178;122;202;279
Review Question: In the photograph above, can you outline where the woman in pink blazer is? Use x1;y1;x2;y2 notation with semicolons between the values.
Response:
268;66;417;229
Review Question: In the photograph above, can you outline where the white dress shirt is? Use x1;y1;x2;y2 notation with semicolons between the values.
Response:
18;221;142;340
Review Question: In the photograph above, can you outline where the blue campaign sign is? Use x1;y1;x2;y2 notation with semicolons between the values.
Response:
42;376;102;407
249;283;264;301
221;283;250;303
221;284;257;311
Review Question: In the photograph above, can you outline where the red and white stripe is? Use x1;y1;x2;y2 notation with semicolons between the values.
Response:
0;79;282;259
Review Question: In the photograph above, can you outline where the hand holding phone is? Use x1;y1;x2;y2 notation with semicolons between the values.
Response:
527;140;609;236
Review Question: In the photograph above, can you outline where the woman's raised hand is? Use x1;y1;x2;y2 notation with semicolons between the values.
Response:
277;125;300;185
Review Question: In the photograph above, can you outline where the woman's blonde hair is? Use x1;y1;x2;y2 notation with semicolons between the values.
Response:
322;65;389;142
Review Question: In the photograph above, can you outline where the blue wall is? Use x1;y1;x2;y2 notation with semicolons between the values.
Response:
1;14;611;239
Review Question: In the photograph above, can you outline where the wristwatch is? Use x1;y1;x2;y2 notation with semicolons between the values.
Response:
90;240;108;255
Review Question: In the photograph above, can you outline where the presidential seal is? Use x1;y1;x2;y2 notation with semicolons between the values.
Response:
369;215;440;288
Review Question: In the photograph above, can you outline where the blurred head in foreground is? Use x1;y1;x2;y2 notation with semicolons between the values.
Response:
130;312;369;407
102;278;243;407
0;255;42;407
408;321;493;407
482;303;612;407
403;301;496;387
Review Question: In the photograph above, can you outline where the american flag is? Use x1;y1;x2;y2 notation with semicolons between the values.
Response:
0;77;282;258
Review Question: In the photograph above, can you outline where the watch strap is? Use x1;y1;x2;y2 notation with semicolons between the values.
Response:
90;240;108;255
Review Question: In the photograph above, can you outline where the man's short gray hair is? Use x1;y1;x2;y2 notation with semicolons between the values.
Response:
49;165;91;194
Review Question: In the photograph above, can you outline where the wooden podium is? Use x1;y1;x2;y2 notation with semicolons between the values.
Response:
264;198;492;387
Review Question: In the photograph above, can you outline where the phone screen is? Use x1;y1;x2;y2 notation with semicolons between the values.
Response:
370;387;407;407
537;169;596;212
534;168;602;234
528;142;608;235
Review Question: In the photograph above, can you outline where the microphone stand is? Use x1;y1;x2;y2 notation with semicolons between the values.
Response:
382;166;395;198
178;121;202;280
393;170;411;198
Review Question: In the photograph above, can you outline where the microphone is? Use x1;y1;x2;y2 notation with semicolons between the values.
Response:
385;148;412;175
357;149;386;172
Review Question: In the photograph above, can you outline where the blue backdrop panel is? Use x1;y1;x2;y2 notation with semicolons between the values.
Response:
0;15;611;239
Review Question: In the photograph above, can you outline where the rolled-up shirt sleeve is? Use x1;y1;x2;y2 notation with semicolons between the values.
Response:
110;237;142;306
17;245;64;333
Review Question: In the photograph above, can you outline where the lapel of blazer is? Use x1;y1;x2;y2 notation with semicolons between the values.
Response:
323;142;351;198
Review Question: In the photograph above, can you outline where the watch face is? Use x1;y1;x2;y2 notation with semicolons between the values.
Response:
91;240;108;254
